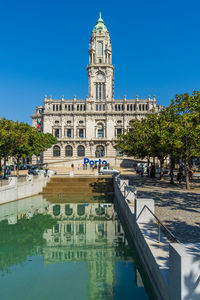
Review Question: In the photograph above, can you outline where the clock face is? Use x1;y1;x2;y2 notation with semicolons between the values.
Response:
97;73;104;80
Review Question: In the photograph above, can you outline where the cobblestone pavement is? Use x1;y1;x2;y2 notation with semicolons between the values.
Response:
124;174;200;243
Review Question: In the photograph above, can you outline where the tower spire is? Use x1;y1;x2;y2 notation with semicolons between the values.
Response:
99;11;101;19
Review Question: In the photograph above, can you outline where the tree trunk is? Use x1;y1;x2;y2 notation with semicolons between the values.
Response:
3;157;7;179
17;157;20;177
0;156;2;177
170;155;175;184
160;159;164;180
185;157;190;190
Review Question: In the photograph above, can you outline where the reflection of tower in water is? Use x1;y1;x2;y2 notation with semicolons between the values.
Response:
42;203;124;299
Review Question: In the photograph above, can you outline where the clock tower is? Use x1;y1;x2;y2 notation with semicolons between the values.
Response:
87;13;114;101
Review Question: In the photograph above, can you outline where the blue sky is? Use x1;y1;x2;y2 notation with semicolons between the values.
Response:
0;0;199;123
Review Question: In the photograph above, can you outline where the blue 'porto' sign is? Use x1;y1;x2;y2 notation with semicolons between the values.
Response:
84;158;108;165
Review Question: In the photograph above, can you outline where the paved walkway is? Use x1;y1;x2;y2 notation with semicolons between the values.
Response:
125;174;200;243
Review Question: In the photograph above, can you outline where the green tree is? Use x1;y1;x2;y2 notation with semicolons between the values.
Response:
0;119;16;176
0;119;57;176
169;92;200;189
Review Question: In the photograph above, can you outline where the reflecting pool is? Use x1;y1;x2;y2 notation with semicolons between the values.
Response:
0;195;156;300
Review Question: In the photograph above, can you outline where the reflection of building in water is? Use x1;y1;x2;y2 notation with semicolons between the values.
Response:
0;195;49;224
43;203;125;300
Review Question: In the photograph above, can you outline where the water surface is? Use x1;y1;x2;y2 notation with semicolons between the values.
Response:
0;195;156;300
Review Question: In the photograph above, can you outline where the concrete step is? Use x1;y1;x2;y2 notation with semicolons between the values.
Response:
42;176;114;196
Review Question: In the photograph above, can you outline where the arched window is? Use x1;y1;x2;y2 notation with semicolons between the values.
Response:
98;41;103;56
77;145;85;157
95;145;105;158
65;145;73;157
53;145;61;157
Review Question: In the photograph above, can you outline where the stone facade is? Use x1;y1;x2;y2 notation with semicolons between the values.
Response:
32;14;163;167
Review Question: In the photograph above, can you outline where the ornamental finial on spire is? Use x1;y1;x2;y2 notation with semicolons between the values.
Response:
93;12;108;32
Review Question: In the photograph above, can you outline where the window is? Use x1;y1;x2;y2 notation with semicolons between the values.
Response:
97;123;104;138
98;129;104;138
53;145;61;157
99;84;102;99
67;129;72;138
54;129;60;138
103;104;105;111
117;128;122;137
96;84;98;100
98;41;103;56
96;83;105;100
103;84;106;99
79;224;84;233
77;145;85;157
96;104;98;111
55;120;59;124
79;129;84;138
79;120;84;125
65;145;73;157
99;59;102;63
66;223;72;232
67;120;71;125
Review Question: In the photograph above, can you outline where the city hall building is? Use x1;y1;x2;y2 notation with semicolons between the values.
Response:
32;14;162;167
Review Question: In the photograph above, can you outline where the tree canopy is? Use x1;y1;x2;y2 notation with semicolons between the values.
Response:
115;91;200;189
0;119;57;173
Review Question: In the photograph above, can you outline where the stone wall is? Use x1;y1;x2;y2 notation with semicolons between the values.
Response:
0;174;50;205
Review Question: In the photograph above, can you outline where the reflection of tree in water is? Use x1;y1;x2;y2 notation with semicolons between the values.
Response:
0;214;56;275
